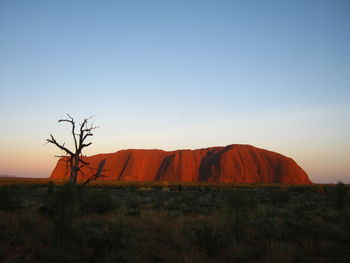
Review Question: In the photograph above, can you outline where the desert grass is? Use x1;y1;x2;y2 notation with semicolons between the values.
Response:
0;180;349;262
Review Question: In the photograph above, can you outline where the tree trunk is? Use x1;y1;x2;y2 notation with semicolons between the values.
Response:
72;155;79;187
69;158;74;185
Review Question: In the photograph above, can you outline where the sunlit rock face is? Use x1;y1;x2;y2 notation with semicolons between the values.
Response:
50;144;312;184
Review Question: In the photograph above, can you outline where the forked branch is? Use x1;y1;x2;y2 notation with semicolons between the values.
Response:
47;134;73;156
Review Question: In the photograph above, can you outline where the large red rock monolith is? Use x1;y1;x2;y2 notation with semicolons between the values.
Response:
50;144;312;184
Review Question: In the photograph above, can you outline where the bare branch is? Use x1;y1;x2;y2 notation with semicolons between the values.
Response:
66;113;74;120
47;134;74;156
78;157;90;165
82;132;94;142
54;155;68;158
81;142;92;149
78;164;86;169
82;159;107;186
58;114;78;151
58;113;74;124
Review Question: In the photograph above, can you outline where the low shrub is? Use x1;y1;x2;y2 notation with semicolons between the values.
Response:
193;223;220;258
80;190;119;214
78;221;134;262
125;209;141;217
334;182;348;209
0;187;14;211
270;190;290;206
126;198;140;209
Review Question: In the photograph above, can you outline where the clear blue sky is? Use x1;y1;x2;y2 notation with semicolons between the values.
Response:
0;0;349;183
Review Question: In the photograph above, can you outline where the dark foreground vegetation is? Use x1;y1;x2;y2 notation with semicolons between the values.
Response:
0;179;349;263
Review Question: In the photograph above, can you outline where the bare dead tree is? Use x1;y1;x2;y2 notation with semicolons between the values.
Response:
47;114;105;187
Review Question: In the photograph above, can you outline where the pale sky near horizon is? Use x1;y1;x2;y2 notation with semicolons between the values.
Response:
0;0;349;183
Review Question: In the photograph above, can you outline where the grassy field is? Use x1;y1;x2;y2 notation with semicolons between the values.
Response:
0;178;349;263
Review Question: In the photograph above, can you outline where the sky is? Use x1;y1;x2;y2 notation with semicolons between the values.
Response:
0;0;349;183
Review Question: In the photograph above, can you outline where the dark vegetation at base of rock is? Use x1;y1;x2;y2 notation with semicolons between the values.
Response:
0;181;349;263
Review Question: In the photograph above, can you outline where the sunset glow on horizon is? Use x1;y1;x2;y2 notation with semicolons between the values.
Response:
1;1;349;183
